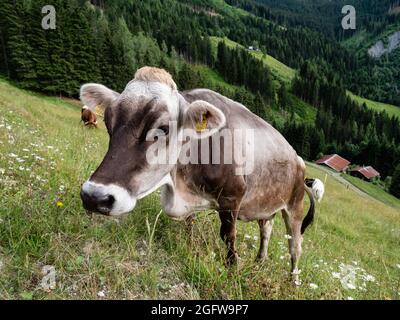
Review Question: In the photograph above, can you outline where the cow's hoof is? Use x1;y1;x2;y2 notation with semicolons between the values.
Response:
226;253;240;267
291;270;301;286
255;253;269;262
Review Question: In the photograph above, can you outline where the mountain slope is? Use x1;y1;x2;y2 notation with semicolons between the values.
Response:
211;36;400;119
228;0;400;106
343;21;400;106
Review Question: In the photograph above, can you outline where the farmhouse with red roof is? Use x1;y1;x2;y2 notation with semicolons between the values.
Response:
350;166;380;181
315;154;350;172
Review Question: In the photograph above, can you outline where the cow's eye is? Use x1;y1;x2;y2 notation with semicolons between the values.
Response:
158;125;169;135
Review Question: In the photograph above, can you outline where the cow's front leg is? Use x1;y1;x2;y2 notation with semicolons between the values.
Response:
218;199;240;266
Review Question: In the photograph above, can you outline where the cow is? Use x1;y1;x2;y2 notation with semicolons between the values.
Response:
79;67;322;284
81;105;98;128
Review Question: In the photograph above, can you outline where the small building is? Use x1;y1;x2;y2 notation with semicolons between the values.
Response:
248;46;260;52
350;166;380;181
315;154;350;172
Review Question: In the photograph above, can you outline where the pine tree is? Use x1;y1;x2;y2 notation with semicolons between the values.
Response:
178;63;197;90
277;82;289;109
0;0;13;77
389;164;400;198
7;1;37;88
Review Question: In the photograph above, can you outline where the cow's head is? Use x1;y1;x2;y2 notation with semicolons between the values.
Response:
80;67;226;215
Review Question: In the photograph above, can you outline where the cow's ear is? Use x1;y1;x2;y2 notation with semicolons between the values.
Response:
80;83;120;110
183;100;226;139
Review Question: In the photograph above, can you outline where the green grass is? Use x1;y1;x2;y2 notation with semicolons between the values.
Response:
249;50;295;84
347;91;400;119
209;0;250;17
0;79;399;300
342;174;400;210
192;64;237;94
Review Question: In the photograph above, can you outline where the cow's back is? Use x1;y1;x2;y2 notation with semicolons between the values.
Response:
180;89;303;220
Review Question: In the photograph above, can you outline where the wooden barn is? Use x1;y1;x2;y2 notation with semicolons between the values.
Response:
349;166;380;181
315;154;350;172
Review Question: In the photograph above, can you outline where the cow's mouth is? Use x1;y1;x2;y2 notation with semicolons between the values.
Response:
81;175;172;216
136;174;173;200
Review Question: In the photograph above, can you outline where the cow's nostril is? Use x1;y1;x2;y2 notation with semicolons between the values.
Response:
104;194;115;207
80;187;115;214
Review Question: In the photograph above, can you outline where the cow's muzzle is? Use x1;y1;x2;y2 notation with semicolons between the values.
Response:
80;188;115;214
80;181;136;216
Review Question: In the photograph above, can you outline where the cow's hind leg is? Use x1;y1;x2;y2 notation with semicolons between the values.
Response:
282;207;303;285
256;217;274;261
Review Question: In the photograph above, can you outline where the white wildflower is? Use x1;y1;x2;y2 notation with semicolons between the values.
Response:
363;274;375;282
284;234;292;239
345;283;356;290
309;283;318;289
40;265;56;291
97;290;106;298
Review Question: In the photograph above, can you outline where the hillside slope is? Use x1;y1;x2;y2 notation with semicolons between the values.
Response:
211;36;400;119
0;79;399;300
343;21;400;106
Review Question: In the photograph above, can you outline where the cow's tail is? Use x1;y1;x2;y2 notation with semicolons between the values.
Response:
301;183;315;234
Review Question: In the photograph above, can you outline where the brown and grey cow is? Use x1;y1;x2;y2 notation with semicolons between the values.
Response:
81;106;98;128
79;67;320;283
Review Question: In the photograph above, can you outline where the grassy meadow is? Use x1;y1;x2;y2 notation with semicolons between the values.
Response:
342;174;400;210
347;91;400;120
209;36;296;84
0;79;399;300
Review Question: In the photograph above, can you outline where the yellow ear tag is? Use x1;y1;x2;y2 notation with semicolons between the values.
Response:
195;113;208;132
